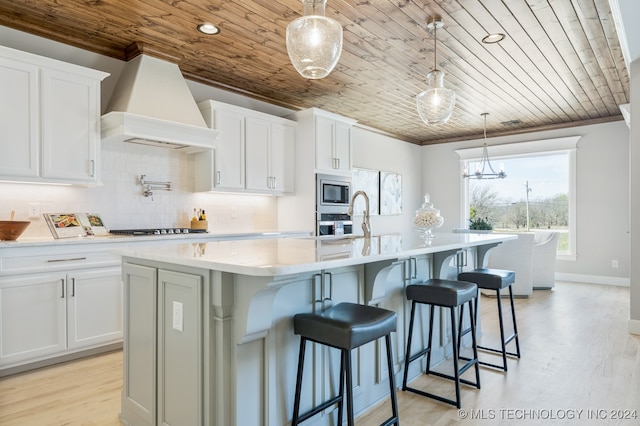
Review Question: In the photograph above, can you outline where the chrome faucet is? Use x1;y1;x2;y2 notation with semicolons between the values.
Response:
348;190;371;239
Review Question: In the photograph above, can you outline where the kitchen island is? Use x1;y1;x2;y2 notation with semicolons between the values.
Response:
118;232;515;426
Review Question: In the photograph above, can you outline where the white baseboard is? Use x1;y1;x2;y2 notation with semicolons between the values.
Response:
629;319;640;335
555;272;630;287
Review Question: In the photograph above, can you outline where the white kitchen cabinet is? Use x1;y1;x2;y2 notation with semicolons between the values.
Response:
121;262;204;426
197;102;245;190
0;273;67;366
315;114;353;173
67;267;122;349
291;108;357;176
245;116;295;194
0;244;123;374
0;266;122;368
196;99;296;194
0;46;108;185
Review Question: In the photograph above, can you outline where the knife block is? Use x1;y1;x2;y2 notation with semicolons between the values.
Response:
191;219;208;230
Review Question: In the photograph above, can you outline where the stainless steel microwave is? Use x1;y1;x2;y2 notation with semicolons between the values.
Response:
316;174;351;212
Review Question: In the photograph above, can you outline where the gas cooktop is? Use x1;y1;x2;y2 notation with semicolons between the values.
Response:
109;228;207;236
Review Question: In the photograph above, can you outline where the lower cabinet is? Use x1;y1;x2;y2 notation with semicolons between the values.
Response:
0;267;122;369
121;263;204;426
68;268;123;349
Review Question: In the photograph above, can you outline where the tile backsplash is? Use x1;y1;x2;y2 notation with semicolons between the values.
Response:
1;142;278;239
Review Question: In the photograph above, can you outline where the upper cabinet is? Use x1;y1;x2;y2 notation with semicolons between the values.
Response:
0;46;108;185
291;108;357;176
195;100;296;195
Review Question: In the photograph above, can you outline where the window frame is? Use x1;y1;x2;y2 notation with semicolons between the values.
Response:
455;136;580;260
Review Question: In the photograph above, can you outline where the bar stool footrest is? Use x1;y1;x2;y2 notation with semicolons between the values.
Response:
380;415;400;426
428;365;480;388
295;394;342;424
404;386;460;407
406;347;431;365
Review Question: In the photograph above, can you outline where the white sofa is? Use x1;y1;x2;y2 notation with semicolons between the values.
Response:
532;231;560;289
485;233;534;297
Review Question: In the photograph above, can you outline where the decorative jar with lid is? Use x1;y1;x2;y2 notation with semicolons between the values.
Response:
412;193;444;240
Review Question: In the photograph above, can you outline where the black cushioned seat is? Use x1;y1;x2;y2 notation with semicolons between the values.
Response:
460;268;515;290
458;268;521;371
402;279;480;408
292;302;399;426
294;302;397;350
406;279;477;307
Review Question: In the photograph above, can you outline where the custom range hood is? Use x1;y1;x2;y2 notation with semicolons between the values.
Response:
101;49;219;152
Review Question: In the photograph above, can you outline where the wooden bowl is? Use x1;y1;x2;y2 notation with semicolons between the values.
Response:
0;221;30;241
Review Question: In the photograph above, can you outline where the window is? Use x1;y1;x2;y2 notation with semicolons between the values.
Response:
456;137;579;260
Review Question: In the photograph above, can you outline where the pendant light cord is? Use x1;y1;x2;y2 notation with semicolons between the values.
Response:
433;22;437;70
484;113;487;140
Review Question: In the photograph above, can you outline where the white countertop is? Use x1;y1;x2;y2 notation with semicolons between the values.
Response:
0;230;310;248
118;231;517;277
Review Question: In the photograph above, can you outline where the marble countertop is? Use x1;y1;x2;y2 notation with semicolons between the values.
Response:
118;231;517;277
0;230;310;248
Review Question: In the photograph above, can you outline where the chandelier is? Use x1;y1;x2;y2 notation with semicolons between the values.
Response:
286;0;343;79
463;113;506;179
416;16;456;125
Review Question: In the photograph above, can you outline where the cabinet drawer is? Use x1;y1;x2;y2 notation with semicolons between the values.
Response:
1;250;120;275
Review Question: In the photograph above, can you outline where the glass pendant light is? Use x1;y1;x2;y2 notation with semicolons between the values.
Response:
416;16;456;125
286;0;343;79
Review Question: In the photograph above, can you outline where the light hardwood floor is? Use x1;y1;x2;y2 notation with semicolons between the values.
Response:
1;281;638;425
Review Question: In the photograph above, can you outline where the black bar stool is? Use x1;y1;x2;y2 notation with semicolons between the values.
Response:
458;268;521;371
402;279;480;408
291;302;399;426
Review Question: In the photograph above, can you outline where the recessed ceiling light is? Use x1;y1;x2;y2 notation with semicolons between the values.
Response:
197;23;220;35
482;33;506;44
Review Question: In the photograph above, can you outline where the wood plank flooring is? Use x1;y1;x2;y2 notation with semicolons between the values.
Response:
1;281;638;425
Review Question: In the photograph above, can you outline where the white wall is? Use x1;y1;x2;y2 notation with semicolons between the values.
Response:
351;127;423;237
421;120;630;283
629;59;640;333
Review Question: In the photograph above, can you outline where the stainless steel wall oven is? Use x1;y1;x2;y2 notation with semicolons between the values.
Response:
316;174;353;236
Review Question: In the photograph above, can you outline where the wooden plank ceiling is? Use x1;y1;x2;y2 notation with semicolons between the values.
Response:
0;0;628;145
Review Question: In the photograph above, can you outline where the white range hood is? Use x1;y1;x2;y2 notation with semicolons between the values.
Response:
101;54;219;152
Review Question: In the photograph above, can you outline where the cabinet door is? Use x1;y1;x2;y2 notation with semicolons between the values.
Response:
0;273;67;367
214;108;245;190
315;115;336;172
157;269;203;426
121;263;157;426
245;116;271;192
41;68;100;183
0;56;39;178
333;120;352;172
67;267;123;350
271;121;295;193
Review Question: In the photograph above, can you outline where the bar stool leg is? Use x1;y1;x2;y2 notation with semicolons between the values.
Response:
385;334;399;424
337;349;346;426
468;300;481;387
449;306;461;408
292;337;307;426
425;305;435;375
495;289;509;371
508;286;522;358
402;301;417;390
345;349;355;426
